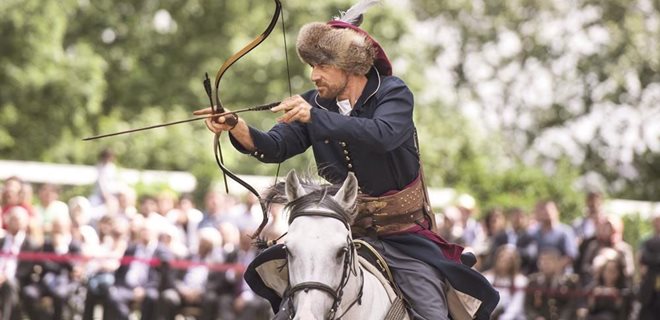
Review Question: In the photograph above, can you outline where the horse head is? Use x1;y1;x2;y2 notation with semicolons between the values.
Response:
283;170;360;320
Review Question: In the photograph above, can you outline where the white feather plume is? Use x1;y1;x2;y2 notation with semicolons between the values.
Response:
335;0;380;26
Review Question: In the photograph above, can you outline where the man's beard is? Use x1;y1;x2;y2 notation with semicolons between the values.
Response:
316;76;348;99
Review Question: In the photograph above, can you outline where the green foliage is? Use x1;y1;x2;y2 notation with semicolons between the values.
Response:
621;213;653;249
1;0;656;212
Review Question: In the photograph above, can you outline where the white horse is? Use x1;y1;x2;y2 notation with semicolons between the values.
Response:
280;170;399;320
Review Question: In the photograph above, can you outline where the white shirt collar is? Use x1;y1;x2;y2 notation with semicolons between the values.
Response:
336;99;352;116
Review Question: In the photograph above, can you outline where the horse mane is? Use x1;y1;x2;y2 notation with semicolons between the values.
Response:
263;173;358;225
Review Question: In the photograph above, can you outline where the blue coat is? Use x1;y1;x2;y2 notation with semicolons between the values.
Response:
230;67;419;196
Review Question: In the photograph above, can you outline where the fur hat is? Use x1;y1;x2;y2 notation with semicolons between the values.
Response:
295;0;392;76
296;22;376;75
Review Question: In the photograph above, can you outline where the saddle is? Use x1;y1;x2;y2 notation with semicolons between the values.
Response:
244;243;409;320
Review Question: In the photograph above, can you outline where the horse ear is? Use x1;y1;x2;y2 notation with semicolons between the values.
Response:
285;170;306;202
333;172;359;209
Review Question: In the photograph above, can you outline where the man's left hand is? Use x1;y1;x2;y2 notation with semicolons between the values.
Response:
271;95;312;124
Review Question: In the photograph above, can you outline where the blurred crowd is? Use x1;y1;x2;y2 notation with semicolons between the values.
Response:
0;151;285;320
0;151;659;320
437;192;660;320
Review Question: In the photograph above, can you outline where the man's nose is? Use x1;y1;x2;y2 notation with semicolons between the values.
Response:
310;67;321;81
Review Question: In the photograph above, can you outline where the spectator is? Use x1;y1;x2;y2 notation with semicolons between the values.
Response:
68;196;99;256
0;206;38;320
160;227;226;320
116;185;138;219
199;190;232;229
82;216;129;320
573;192;605;244
583;252;633;320
90;149;120;207
483;245;528;320
102;222;174;320
261;203;287;243
2;177;36;227
526;248;580;320
228;193;263;232
638;210;660;320
480;208;506;270
575;216;635;285
492;207;536;274
167;193;203;253
159;223;188;259
22;213;82;320
233;228;272;320
156;190;178;218
529;200;578;273
455;194;486;248
35;184;69;234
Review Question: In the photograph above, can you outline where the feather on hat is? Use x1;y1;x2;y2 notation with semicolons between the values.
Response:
296;0;392;76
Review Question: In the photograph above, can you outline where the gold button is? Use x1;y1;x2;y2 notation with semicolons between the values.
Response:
260;154;265;159
341;141;347;147
345;156;350;161
343;150;348;155
253;151;259;156
347;164;353;169
324;139;329;144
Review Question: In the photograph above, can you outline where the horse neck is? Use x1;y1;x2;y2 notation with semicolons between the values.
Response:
337;243;392;320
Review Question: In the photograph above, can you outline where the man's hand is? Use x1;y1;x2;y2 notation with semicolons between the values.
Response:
193;107;256;151
193;107;240;134
271;95;312;124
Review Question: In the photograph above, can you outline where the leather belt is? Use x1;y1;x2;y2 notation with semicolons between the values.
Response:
352;177;426;236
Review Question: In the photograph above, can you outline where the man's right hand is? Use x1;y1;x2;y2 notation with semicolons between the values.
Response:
193;107;239;134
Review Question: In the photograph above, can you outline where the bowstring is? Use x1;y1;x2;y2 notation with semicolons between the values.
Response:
274;4;293;187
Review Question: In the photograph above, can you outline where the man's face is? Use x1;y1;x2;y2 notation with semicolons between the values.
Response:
311;64;349;99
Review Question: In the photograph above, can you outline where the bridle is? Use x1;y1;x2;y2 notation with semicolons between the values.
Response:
283;202;364;320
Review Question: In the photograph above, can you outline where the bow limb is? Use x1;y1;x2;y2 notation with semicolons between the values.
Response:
211;0;282;239
213;0;283;114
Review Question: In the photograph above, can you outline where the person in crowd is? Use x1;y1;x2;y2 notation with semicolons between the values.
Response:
582;252;633;320
198;189;232;229
227;193;263;233
526;248;580;320
21;213;83;320
167;193;203;254
483;245;528;320
156;190;177;219
68;196;99;256
638;210;660;320
116;185;138;219
233;228;272;320
2;177;36;227
575;216;635;285
159;223;188;259
261;203;287;243
160;227;227;320
573;192;605;244
455;194;487;248
102;222;174;320
529;200;578;273
82;216;129;320
90;149;119;207
0;207;38;320
480;208;507;270
492;207;536;274
35;184;69;234
18;182;35;217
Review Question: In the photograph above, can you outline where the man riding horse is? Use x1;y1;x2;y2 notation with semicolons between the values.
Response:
198;1;498;318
